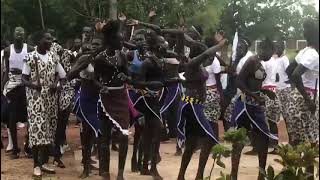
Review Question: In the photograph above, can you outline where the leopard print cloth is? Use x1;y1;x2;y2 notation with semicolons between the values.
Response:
264;92;281;124
25;51;59;147
286;88;319;144
204;88;221;123
58;49;75;111
224;95;238;122
276;87;291;121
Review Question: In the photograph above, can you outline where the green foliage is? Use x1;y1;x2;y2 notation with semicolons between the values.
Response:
223;128;248;145
1;0;319;44
219;0;319;41
204;144;231;180
211;144;231;168
216;171;232;180
260;142;319;180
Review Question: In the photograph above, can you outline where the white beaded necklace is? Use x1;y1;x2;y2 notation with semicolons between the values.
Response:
102;50;120;85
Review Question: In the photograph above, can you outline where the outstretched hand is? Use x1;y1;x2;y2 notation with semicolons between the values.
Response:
118;13;127;21
126;19;139;26
218;38;228;47
95;20;107;32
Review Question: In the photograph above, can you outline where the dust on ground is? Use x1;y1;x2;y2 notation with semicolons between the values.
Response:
1;119;301;180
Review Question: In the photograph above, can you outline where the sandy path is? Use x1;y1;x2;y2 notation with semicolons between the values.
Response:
1;120;306;180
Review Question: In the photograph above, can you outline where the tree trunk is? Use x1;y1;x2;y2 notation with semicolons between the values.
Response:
109;0;117;20
38;0;45;30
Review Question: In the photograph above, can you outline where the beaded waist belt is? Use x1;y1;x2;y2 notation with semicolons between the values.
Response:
181;95;203;105
137;89;161;97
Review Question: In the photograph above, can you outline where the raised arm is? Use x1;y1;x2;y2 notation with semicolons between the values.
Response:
67;54;93;81
123;41;137;50
188;39;226;67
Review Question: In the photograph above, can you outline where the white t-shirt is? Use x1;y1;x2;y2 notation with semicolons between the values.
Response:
22;52;66;79
262;56;277;87
205;57;221;86
295;47;319;90
235;51;254;94
236;51;254;74
275;55;290;89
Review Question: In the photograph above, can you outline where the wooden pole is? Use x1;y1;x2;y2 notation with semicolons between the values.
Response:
38;0;45;30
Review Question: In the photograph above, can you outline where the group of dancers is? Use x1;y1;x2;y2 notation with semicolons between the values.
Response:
1;10;318;180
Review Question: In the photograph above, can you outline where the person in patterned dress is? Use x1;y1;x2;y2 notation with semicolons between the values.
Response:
21;30;67;177
287;19;318;180
203;31;225;140
51;42;76;168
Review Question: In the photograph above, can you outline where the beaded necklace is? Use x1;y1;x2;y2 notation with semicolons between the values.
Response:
101;49;120;86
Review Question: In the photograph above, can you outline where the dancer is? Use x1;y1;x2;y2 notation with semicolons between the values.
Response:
125;29;148;173
287;19;318;180
230;38;277;180
176;37;227;180
274;41;291;142
94;20;130;180
203;31;225;140
22;30;66;177
68;34;103;178
2;27;34;159
262;41;283;154
119;30;182;179
53;46;76;168
203;49;224;141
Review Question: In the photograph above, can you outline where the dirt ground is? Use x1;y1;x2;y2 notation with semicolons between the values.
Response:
0;118;308;180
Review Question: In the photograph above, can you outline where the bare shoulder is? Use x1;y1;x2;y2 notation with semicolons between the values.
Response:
3;46;10;57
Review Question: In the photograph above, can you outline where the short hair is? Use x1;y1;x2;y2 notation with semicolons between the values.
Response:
32;30;49;45
101;20;120;46
259;37;275;53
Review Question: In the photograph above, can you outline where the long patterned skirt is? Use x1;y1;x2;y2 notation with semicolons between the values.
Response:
286;88;319;144
26;87;58;147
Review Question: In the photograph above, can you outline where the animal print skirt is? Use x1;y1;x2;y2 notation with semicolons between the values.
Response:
204;88;221;123
276;87;291;121
223;95;238;122
286;88;319;144
264;92;281;124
